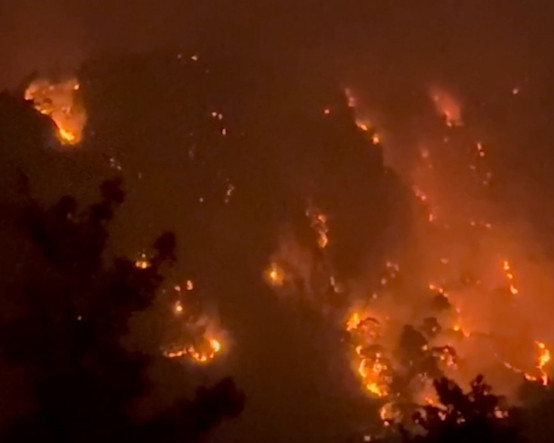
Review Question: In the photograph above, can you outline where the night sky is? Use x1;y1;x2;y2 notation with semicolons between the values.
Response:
2;2;554;442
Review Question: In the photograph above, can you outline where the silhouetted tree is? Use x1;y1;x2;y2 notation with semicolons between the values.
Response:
0;179;244;442
399;375;523;443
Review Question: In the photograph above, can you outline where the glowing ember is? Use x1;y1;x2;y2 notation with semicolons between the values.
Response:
357;348;390;398
174;301;184;314
225;183;235;204
501;259;519;295
429;86;462;127
306;207;329;249
210;338;222;353
346;312;362;331
263;84;554;428
413;186;428;203
24;77;87;145
164;337;222;363
346;312;391;398
536;341;551;385
379;402;401;426
428;282;447;296
344;88;357;108
266;262;285;286
134;253;151;269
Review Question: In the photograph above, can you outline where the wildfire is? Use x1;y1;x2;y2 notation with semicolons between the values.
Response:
163;283;224;365
225;183;235;204
164;338;222;363
24;77;87;145
357;347;390;397
514;341;551;386
346;312;362;331
536;341;551;385
346;312;391;398
379;402;401;427
260;83;554;428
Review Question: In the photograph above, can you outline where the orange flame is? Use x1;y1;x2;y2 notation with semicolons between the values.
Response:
24;77;87;145
266;262;285;286
164;338;222;363
501;259;519;295
346;312;390;398
306;207;329;249
429;86;462;127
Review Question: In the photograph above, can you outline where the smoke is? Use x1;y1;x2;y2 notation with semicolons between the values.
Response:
3;1;554;441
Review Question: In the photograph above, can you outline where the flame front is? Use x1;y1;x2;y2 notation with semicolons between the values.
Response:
346;312;391;398
260;85;553;428
24;77;87;145
164;337;222;363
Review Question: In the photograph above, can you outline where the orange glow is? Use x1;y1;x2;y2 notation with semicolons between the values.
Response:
210;338;222;353
164;337;222;363
413;186;429;203
366;382;385;397
344;88;357;108
174;301;184;314
379;402;401;426
263;84;554;425
306;207;329;249
346;312;362;331
266;262;285;286
24;77;87;145
537;341;551;385
501;259;519;295
428;282;447;296
346;311;390;398
134;253;151;269
430;86;462;127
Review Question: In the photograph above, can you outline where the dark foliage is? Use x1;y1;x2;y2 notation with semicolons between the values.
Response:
0;179;244;442
400;375;524;443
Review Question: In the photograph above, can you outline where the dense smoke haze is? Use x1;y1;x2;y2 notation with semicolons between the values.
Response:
2;1;554;442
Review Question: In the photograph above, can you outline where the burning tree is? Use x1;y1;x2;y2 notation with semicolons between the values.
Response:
400;375;523;443
352;375;523;443
0;176;244;441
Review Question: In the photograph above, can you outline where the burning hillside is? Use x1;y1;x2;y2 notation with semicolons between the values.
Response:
24;77;86;145
3;48;554;442
262;84;554;429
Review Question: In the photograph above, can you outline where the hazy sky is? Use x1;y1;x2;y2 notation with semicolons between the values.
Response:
2;1;554;89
